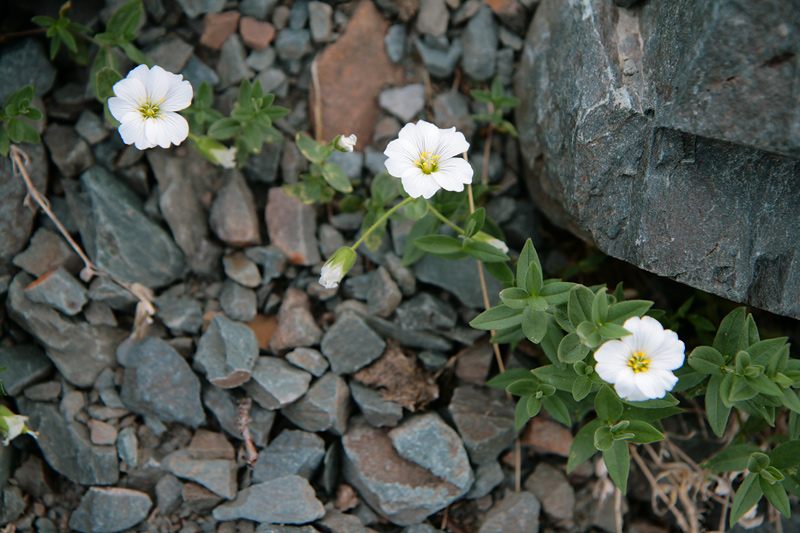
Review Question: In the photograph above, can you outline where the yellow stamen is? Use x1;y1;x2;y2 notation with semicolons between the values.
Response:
416;151;440;174
627;351;650;373
138;98;161;119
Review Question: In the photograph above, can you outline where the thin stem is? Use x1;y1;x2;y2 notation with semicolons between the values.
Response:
481;122;493;186
311;59;323;142
350;196;413;251
427;204;465;235
188;133;201;143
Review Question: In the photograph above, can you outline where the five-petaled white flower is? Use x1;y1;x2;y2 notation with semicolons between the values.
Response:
335;134;357;152
383;120;474;199
108;64;193;150
594;316;685;401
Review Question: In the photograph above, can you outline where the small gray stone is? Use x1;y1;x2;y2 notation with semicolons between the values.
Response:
119;338;206;427
363;315;453;352
0;344;53;396
163;450;237;500
418;350;448;372
289;0;309;28
499;26;523;50
385;24;407;63
317;223;346;260
342;272;374;301
317;510;367;533
84;300;117;327
273;5;291;29
256;525;320;533
403;526;437;533
282;372;351;435
416;0;449;37
69;487;152;533
75;110;109;144
266;187;320;266
275;28;312;61
144;37;194;73
195;314;259;388
321;313;386;375
433;91;475;140
240;0;279;20
244;356;312;410
389;413;474;493
87;418;117;446
379;84;426;123
175;0;225;18
247;47;277;71
449;385;515;465
524;463;575;521
220;279;258;322
181;54;220;88
254;67;289;97
414;255;502;308
462;7;497;81
367;266;402;318
452;0;481;25
223;252;262;288
23;267;87;316
156;295;204;334
0;485;26;525
213;475;325;524
0;143;46;263
469;151;503;183
245;245;287;282
218;35;254;87
43;124;95;178
466;461;504;499
12;227;82;278
0;39;56;102
349;382;403;428
364;146;389;175
252;429;325;483
88;276;138;311
23;380;61;401
286;347;329;377
244;140;283;183
117;426;138;468
328;150;364;181
210;171;261;246
382;252;416;296
414;36;463;78
395;292;457;332
478;491;541;533
270;288;322;352
308;1;333;43
203;385;275;447
155;474;183;515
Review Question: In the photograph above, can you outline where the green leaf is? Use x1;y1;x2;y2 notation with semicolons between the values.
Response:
598;323;631;339
57;27;77;53
607;300;654;324
689;346;726;375
0;126;10;157
540;319;564;365
516;238;540;291
295;132;329;165
506;379;541;397
402;213;439;266
623;405;684;423
620;395;679;409
262;104;290;121
497;95;521;108
603;440;630;494
464;208;485;238
544;395;571;427
540;281;575;305
106;0;143;40
702;444;762;472
32;15;56;28
402;197;428;219
767;440;800;469
5;118;39;144
96;67;123;100
485;261;515;286
730;472;763;527
195;82;214;108
321;162;352;193
558;331;590;363
514;396;533;431
714;307;748;358
500;287;531;309
490;325;526;344
568;285;595;327
706;374;732;438
532;364;577;392
760;475;790;518
23;107;42;121
413;234;463;255
370;172;399;205
576;321;601;348
469;304;523;330
591;287;609;324
526;395;543;418
594;425;614;451
729;376;758;402
524;260;544;295
572;376;593;401
746;375;782;397
208;118;241;140
470;89;493;104
486;368;535;389
521;307;548;344
626;420;664;444
595;386;623;423
568;419;602;472
781;389;800;414
463;241;510;263
49;33;62;60
746;338;789;367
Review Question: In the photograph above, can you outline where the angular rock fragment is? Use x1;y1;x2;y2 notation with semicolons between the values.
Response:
0;344;53;396
282;373;350;435
321;313;385;375
24;267;88;316
266;188;321;266
212;475;325;524
210;171;261;246
478;491;541;533
194;314;259;388
286;347;329;377
269;288;322;352
203;385;275;447
156;295;204;334
349;382;403;428
69;487;152;533
220;279;257;322
163;431;238;500
524;463;575;521
243;356;312;409
252;429;325;483
448;385;515;465
223;252;262;288
12;227;82;278
0;143;47;263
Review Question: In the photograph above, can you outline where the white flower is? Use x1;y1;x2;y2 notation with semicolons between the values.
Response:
108;64;193;150
383;120;474;199
594;316;685;401
211;146;237;169
335;134;357;152
319;247;356;289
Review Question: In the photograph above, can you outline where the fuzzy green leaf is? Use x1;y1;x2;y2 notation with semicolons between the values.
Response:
401;213;439;267
714;307;749;358
706;374;732;438
558;331;590;363
486;368;534;389
521;307;548;344
568;419;602;472
606;299;653;324
470;304;523;331
414;234;463;255
595;385;623;423
321;162;352;193
730;473;763;527
603;440;630;493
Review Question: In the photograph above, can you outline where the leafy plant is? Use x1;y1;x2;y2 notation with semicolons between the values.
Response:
0;86;42;157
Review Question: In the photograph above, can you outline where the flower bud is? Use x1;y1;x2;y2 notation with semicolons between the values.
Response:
474;231;509;253
195;136;237;168
0;406;37;446
319;247;356;289
334;134;357;152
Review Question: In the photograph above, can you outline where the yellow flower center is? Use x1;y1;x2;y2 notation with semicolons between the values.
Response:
138;98;163;120
627;351;650;373
416;151;440;174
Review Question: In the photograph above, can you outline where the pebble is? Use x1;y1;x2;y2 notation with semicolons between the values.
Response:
414;255;502;309
68;487;152;533
381;252;416;296
367;266;402;318
218;34;254;87
245;245;287;282
210;172;261;246
451;0;482;26
272;5;291;30
363;314;453;352
43;124;95;178
88;418;118;446
454;342;494;385
155;474;183;515
252;429;326;483
466;461;504;499
175;0;225;19
212;475;325;524
462;6;498;81
448;385;515;465
282;372;351;435
384;24;407;63
0;39;56;102
181;54;221;88
379;84;426;123
308;1;333;43
289;0;310;28
0;143;46;262
286;347;329;377
75;110;109;144
0;344;52;396
395;292;457;332
416;0;449;37
275;28;312;61
220;279;258;322
521;416;574;458
433;91;475;139
254;67;289;97
203;385;275;447
243;356;312;409
414;36;463;78
223;252;262;288
12;227;82;278
246;46;277;72
329;149;364;181
524;463;575;521
195;314;259;388
116;426;138;467
266;187;321;266
144;37;194;73
201;12;242;50
23;381;62;401
240;0;278;20
118;338;206;427
156;295;204;334
240;17;276;50
163;449;237;499
183;482;223;513
269;288;323;351
349;381;403;428
321;312;386;374
478;491;541;533
21;267;86;316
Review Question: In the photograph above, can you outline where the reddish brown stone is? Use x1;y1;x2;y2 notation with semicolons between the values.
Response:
520;416;574;458
310;0;404;148
239;17;275;50
200;11;242;50
246;314;278;351
187;430;235;460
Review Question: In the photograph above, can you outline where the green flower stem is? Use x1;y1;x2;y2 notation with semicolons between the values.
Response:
350;196;414;251
427;204;465;235
188;133;201;143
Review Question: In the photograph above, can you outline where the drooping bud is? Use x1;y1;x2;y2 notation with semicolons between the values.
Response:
319;247;357;289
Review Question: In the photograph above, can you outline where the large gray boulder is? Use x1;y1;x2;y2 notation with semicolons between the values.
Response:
515;0;800;318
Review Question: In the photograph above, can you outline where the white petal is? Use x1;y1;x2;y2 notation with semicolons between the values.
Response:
434;157;474;190
161;79;193;111
434;127;470;159
614;371;647;400
143;65;173;102
633;369;676;399
144;112;189;148
415;120;443;153
594;339;632;366
111;77;146;106
118;116;145;147
126;64;151;84
107;95;138;123
401;167;441;199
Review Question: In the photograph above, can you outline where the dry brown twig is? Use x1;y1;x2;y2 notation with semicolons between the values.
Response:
9;145;156;338
237;397;259;468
